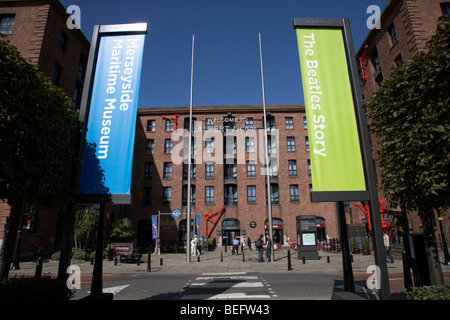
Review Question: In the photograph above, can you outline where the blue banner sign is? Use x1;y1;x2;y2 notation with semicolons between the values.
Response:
78;33;146;197
152;215;158;240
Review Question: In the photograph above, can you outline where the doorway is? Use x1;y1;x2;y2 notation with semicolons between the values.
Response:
222;218;240;246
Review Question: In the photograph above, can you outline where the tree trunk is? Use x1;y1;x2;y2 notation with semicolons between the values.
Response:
0;202;24;281
420;209;444;285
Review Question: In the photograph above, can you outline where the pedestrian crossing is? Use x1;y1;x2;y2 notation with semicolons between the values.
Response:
180;272;276;300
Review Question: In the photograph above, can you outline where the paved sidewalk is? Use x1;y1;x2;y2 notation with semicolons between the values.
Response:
9;247;403;277
9;246;450;299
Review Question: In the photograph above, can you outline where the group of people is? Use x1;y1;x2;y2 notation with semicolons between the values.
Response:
255;234;272;263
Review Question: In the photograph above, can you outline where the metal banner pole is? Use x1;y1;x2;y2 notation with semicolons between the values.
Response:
259;33;274;262
186;34;195;263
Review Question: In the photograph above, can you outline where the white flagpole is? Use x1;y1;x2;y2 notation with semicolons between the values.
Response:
186;34;195;263
259;33;274;262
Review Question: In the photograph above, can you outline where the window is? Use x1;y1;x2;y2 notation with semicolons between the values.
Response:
144;162;153;179
52;64;61;86
441;3;450;17
224;184;237;205
205;138;214;153
205;186;214;204
145;139;154;154
288;160;297;176
307;159;312;176
269;158;278;177
59;33;67;51
394;54;403;66
266;117;275;131
287;137;296;151
224;136;236;155
147;120;155;132
245;118;254;129
267;135;276;154
162;187;172;204
372;50;381;71
163;162;172;179
164;139;173;153
184;117;197;132
290;185;299;202
205;162;214;179
182;185;196;206
285;117;294;129
245;137;255;152
388;24;397;44
165;119;174;131
266;183;279;204
0;15;15;34
205;118;214;130
224;160;237;180
246;160;256;177
247;185;256;203
143;187;152;204
183;160;196;180
223;116;235;131
303;117;308;129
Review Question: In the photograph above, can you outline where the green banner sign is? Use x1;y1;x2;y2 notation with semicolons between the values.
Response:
296;27;366;193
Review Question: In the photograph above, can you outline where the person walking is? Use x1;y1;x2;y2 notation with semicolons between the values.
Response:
240;235;246;252
383;231;394;263
265;237;272;263
233;237;239;255
153;237;160;255
191;235;197;256
256;234;264;262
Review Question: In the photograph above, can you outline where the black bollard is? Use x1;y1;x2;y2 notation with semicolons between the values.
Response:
147;252;151;272
221;251;223;262
114;256;117;266
35;257;43;278
327;256;330;263
160;258;163;266
287;250;292;271
242;253;245;262
302;256;306;264
197;256;200;262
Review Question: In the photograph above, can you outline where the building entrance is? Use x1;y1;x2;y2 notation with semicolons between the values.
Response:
222;218;240;246
265;218;283;249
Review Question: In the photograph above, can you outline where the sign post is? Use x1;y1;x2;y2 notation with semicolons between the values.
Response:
294;18;390;299
74;23;148;296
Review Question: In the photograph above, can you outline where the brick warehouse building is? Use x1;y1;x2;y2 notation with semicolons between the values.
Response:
356;0;450;248
0;0;89;255
103;105;370;252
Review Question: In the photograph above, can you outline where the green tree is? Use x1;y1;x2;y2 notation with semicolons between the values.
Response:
366;18;449;285
74;205;98;250
0;39;78;280
109;218;134;241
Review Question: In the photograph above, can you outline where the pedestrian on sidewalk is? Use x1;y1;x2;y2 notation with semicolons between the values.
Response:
383;231;394;263
153;237;160;255
191;235;197;256
256;234;264;262
240;235;246;252
265;237;272;263
233;238;239;255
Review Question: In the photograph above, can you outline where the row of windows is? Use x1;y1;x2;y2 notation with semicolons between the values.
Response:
145;136;311;154
142;183;306;206
145;116;309;132
144;159;312;180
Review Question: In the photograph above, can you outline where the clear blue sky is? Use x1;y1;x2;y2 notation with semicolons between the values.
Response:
60;0;389;108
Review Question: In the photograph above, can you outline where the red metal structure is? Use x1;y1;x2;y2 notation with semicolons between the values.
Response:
162;114;180;130
359;45;369;81
354;197;390;233
205;205;225;237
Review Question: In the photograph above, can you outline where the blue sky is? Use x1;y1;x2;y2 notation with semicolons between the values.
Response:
60;0;389;108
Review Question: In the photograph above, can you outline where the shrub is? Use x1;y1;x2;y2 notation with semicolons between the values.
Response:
0;275;74;300
406;283;450;300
